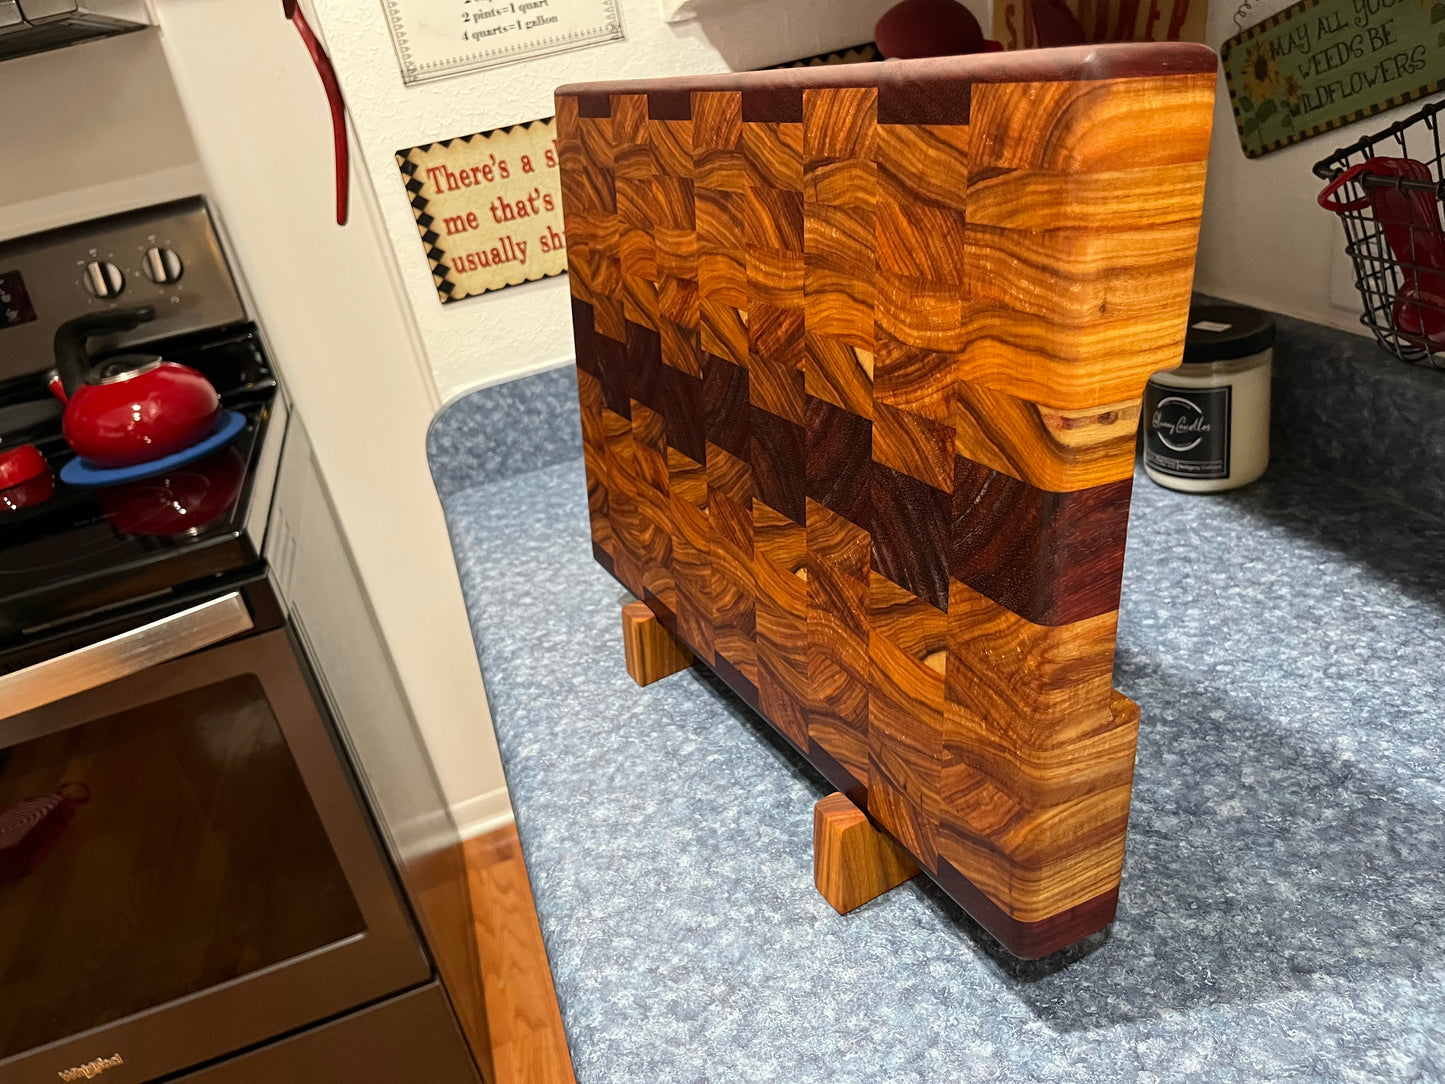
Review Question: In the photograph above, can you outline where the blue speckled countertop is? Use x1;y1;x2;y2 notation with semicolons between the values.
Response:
430;315;1445;1083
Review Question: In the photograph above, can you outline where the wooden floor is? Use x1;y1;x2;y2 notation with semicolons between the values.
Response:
465;825;576;1084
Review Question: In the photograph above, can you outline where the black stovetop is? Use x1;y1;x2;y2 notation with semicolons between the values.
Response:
0;323;277;648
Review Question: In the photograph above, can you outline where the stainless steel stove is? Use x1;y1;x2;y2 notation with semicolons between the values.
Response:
0;201;489;1084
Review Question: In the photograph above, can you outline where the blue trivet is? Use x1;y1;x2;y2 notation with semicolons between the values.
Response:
59;411;246;488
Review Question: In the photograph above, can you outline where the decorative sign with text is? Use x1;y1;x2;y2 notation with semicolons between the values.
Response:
769;42;881;68
396;119;566;302
380;0;624;85
1222;0;1445;157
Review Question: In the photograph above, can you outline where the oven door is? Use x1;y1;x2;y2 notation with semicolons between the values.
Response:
0;594;432;1084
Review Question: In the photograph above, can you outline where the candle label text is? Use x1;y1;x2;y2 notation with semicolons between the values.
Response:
1145;384;1232;479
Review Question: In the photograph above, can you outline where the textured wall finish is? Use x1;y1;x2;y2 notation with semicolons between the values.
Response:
308;0;898;403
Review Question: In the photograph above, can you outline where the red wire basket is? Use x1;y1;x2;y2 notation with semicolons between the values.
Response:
1315;97;1445;370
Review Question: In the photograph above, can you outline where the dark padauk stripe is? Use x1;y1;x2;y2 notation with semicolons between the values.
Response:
703;352;750;463
870;460;951;614
804;396;872;531
642;590;681;639
625;321;664;415
742;87;804;124
647;89;692;120
586;315;1131;627
557;43;1218;118
877;78;970;126
576;92;612;118
571;298;599;378
934;859;1120;960
661;365;706;464
591;540;616;578
949;457;1133;627
711;651;761;713
808;738;867;812
749;405;806;526
594;332;630;420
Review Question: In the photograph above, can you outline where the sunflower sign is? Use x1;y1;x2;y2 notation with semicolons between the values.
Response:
1222;0;1445;157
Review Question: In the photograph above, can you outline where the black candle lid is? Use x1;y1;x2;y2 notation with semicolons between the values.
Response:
1182;303;1275;364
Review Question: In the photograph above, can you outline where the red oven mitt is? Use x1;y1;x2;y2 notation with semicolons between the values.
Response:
1319;157;1445;351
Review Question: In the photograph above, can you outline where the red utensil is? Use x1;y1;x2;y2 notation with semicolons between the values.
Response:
0;472;54;512
0;443;54;511
0;782;89;886
0;443;47;489
1319;157;1445;351
284;0;349;226
48;308;222;469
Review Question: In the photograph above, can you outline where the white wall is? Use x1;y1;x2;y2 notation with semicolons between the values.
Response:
312;0;1423;395
1191;3;1423;332
150;0;512;837
309;0;897;403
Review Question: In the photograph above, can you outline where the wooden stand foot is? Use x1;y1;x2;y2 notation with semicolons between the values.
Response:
813;792;920;915
621;601;693;687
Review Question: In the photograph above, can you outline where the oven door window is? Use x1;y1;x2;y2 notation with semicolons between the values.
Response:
0;627;429;1082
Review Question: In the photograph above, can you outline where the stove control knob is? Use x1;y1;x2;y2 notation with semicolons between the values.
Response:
142;246;184;285
83;260;125;299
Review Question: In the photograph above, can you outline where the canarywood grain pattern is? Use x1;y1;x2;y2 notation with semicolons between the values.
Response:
813;792;921;914
559;42;1215;958
622;600;695;686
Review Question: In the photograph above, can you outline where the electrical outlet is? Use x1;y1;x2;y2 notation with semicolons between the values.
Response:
1328;233;1360;312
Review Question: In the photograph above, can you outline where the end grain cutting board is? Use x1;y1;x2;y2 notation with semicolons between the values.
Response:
556;43;1217;958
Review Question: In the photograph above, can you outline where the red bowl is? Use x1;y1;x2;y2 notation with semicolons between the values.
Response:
0;471;55;513
0;444;49;490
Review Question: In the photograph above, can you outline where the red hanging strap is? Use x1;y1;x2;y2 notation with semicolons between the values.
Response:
1316;161;1375;214
286;1;349;225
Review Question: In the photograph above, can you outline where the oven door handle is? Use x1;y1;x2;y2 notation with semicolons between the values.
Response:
0;592;254;720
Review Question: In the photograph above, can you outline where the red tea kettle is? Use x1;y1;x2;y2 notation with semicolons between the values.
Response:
48;308;221;469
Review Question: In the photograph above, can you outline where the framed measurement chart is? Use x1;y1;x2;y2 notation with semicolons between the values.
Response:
381;0;624;85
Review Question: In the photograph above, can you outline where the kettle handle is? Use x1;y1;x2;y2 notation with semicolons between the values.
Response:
51;307;157;398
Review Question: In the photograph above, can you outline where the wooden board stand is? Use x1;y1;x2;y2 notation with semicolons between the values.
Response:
569;44;1216;958
622;600;694;686
813;792;919;914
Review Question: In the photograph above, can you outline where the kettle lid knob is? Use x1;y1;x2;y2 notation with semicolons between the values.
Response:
85;354;165;386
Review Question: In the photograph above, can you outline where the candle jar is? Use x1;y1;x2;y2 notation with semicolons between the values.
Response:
1143;303;1275;493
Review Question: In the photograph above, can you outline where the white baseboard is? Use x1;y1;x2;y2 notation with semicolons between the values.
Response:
451;786;515;840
